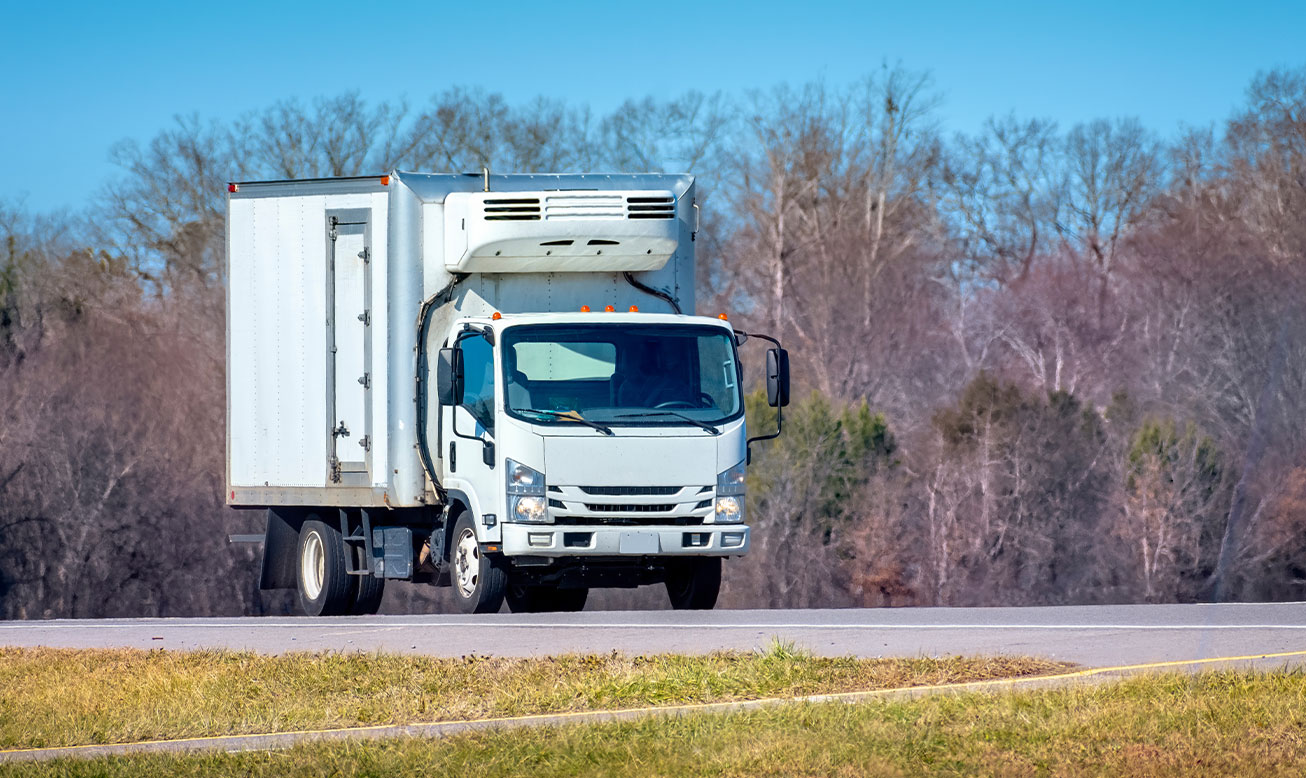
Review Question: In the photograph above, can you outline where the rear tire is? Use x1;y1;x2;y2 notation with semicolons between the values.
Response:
297;519;353;616
450;512;507;614
350;572;385;615
506;584;588;613
665;557;721;610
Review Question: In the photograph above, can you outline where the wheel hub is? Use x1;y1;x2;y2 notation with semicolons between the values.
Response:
454;529;480;597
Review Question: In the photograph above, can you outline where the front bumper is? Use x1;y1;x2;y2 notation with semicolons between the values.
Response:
501;523;750;557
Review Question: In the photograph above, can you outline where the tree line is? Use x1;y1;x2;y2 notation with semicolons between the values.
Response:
2;65;1305;616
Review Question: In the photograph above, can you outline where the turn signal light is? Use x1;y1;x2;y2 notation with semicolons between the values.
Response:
604;305;615;312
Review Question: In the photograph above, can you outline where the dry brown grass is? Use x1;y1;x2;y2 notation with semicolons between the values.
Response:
4;669;1305;777
0;644;1066;749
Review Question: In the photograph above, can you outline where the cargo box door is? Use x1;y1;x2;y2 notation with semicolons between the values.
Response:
327;209;373;485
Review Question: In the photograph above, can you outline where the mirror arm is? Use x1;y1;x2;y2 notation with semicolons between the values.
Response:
735;329;787;465
745;404;782;465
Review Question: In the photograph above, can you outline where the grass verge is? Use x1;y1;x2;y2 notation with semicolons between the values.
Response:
3;669;1305;777
0;644;1067;750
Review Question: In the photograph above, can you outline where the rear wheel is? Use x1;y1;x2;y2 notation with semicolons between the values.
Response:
297;519;353;616
506;584;589;613
665;557;721;610
350;571;385;615
450;512;507;614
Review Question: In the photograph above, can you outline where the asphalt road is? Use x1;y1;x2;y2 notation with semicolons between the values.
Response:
4;603;1306;668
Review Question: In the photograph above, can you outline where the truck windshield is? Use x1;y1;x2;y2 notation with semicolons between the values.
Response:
502;324;742;427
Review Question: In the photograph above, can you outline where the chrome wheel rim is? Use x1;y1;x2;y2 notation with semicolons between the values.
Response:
301;530;325;600
454;528;480;598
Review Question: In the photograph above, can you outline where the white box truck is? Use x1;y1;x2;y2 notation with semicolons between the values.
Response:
226;171;789;615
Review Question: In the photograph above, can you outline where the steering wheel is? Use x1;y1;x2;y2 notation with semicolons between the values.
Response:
654;400;697;409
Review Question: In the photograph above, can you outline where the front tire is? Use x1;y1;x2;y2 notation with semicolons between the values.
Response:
450;512;507;614
506;584;588;613
297;519;353;616
665;557;721;610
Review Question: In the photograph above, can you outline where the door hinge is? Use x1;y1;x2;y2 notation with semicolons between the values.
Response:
328;216;339;241
359;435;371;452
333;421;350;438
329;455;342;483
358;373;370;389
358;247;370;263
358;310;370;326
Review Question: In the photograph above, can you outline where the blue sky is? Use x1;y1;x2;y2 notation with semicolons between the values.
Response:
2;0;1303;212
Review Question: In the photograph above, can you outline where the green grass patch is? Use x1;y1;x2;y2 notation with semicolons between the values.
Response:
4;670;1305;777
0;644;1066;750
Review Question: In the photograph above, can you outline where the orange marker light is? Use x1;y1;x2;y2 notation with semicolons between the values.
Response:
227;183;238;193
380;175;390;186
718;313;729;321
604;305;615;312
580;305;591;312
629;305;639;312
491;311;502;320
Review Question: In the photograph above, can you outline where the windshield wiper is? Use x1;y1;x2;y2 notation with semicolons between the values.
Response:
517;408;614;436
613;411;721;435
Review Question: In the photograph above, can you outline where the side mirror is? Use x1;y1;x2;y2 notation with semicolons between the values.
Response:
436;347;464;407
766;348;790;408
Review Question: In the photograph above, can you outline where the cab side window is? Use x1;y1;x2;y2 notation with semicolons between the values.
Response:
460;336;495;436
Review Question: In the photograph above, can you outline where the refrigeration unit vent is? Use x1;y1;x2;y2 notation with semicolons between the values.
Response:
626;195;675;219
483;198;541;221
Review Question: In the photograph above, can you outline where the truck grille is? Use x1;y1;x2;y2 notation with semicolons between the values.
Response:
547;484;714;525
579;485;680;496
554;515;705;526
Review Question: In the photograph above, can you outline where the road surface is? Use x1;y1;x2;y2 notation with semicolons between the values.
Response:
3;603;1305;668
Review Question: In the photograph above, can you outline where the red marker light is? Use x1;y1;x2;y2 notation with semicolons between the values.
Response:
604;305;615;312
580;305;591;312
227;183;238;193
491;311;502;320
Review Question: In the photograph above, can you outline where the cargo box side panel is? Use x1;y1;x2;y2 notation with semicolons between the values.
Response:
229;192;390;498
229;195;329;489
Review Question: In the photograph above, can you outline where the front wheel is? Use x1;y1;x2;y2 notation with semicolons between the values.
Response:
450;512;507;614
665;557;721;610
506;584;589;613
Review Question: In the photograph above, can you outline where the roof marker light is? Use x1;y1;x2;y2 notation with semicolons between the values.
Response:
629;305;639;312
604;305;615;312
580;305;591;312
718;313;729;321
227;183;238;193
380;175;390;186
491;311;502;320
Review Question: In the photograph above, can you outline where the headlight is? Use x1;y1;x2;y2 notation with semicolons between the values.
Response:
511;495;548;523
715;461;746;523
506;458;545;494
717;460;746;496
715;495;743;523
506;459;547;523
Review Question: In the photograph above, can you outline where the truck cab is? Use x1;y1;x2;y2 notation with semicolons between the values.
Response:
225;172;788;615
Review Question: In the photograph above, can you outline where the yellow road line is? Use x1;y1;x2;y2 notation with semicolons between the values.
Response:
4;648;1305;758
